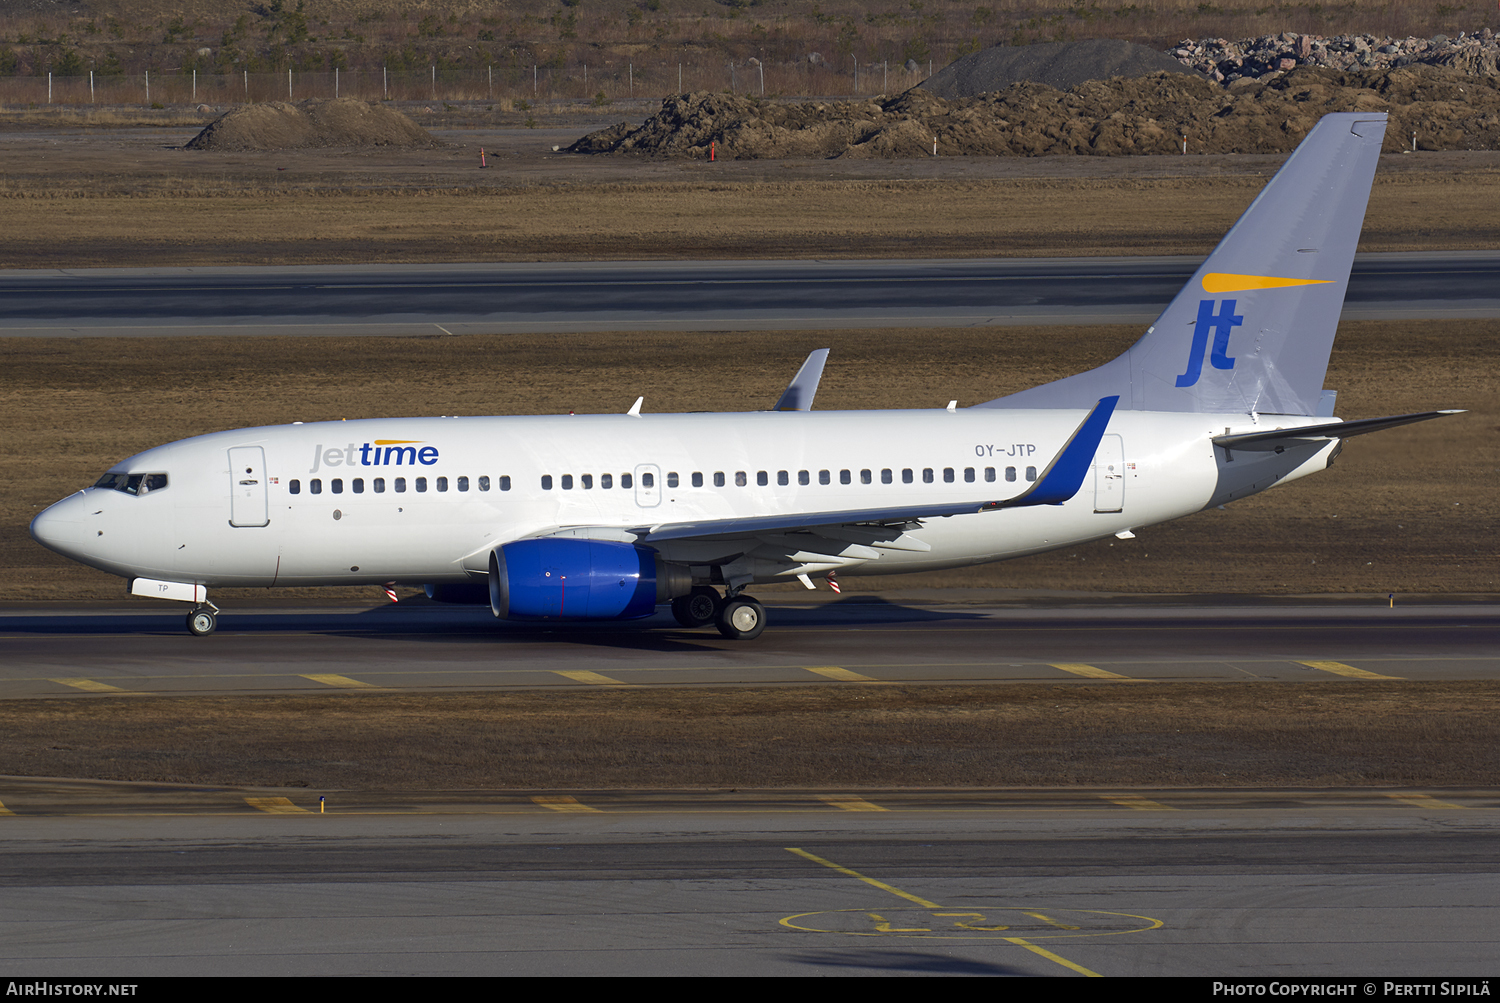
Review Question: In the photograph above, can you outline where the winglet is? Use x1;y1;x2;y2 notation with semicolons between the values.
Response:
991;396;1119;509
773;349;830;411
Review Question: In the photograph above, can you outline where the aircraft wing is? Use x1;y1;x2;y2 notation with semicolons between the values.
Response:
634;396;1119;543
1213;410;1463;452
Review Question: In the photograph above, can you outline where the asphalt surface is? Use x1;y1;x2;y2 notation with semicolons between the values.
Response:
0;790;1495;976
2;251;1497;336
2;599;1496;697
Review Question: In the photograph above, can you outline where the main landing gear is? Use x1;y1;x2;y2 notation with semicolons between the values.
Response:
186;603;219;636
671;586;765;640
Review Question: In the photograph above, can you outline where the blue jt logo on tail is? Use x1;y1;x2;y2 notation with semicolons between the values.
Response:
1176;299;1243;387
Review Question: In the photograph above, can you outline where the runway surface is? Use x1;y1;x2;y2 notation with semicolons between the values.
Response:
3;599;1496;697
0;786;1495;976
2;251;1498;336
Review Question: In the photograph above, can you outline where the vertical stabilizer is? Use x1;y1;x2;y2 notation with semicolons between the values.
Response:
980;112;1387;416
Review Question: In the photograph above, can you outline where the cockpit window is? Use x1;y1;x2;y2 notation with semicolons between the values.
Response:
94;472;168;496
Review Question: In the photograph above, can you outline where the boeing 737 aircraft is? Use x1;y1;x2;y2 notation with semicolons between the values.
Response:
30;112;1459;639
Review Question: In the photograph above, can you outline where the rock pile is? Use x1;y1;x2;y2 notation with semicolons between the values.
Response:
1171;29;1500;84
186;98;440;151
569;64;1500;159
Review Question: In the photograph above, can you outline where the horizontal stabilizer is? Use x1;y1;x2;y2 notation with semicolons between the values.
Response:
1213;410;1463;452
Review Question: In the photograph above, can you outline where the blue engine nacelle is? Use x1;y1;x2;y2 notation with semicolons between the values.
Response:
488;538;692;621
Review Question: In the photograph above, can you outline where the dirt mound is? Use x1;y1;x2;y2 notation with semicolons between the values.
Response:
185;98;439;151
920;39;1202;98
570;64;1500;159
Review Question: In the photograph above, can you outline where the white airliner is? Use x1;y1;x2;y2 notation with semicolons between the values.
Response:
30;112;1458;639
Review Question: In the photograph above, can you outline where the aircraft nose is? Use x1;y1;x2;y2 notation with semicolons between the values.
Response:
30;493;87;559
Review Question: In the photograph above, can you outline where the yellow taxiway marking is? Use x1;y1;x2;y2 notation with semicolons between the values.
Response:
819;796;889;812
553;670;631;686
785;848;1102;976
1387;793;1465;810
787;848;942;908
245;797;310;814
1297;660;1403;680
1049;663;1137;681
804;666;881;683
532;795;601;813
1102;794;1177;811
0;799;13;816
51;677;131;694
299;673;382;689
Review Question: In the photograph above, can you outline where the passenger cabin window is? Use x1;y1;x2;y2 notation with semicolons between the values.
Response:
818;470;830;485
310;479;323;495
757;471;768;487
416;477;428;492
691;472;703;488
714;472;725;488
922;468;934;484
601;473;613;489
881;469;893;484
840;469;851;485
964;468;975;483
1005;467;1017;482
667;472;679;488
902;469;913;484
735;471;746;487
861;469;872;484
943;468;955;483
289;480;301;495
622;473;634;489
457;476;468;492
354;478;365;494
500;476;511;491
561;475;573;490
581;474;593;489
395;477;407;493
798;470;810;486
541;475;553;490
331;478;343;494
778;470;789;486
985;467;996;482
437;477;448;492
643;472;655;488
1026;466;1038;481
374;477;387;493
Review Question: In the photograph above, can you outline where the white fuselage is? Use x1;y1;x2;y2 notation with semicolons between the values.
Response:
31;407;1337;591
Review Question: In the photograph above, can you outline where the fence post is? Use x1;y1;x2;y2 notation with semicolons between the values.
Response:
533;64;537;95
335;67;338;98
629;63;632;97
48;71;51;104
431;64;435;99
193;68;196;102
678;63;682;93
383;66;387;99
289;67;293;100
488;64;492;97
90;69;94;103
759;62;764;96
145;69;149;105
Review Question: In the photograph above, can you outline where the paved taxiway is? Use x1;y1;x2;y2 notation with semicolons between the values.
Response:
3;600;1496;697
0;785;1495;976
2;251;1497;336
